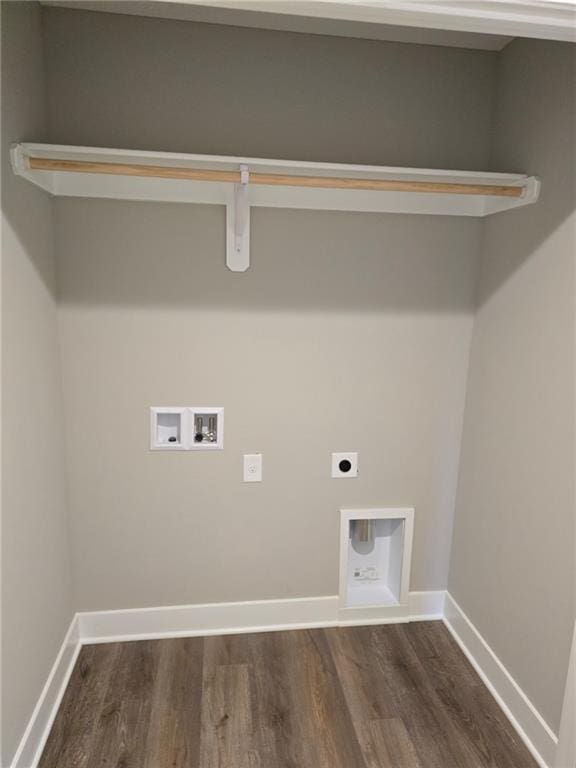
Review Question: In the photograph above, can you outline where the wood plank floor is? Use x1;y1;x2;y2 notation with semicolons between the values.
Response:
39;622;538;768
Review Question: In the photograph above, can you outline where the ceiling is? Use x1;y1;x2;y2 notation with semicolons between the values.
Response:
42;0;576;50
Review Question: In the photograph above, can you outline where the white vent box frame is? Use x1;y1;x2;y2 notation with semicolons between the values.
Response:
150;407;189;450
339;507;414;623
150;407;224;450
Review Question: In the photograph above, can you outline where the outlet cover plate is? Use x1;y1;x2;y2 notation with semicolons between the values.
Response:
244;453;262;482
332;452;358;478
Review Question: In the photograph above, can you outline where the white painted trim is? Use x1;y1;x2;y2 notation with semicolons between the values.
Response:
78;590;443;644
10;616;81;768
8;591;442;765
443;592;558;768
339;507;415;618
42;0;576;44
78;596;339;644
555;621;576;768
39;0;513;50
150;406;189;450
193;1;576;44
409;588;445;620
198;1;576;43
14;142;529;180
337;590;445;626
11;144;539;219
13;588;561;768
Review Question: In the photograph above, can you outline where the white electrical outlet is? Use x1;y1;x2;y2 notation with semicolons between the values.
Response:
243;453;262;482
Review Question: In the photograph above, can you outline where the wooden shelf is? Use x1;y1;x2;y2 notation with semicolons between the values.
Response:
12;143;540;215
11;143;541;271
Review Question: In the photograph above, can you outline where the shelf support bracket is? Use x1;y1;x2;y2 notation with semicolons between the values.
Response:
226;164;250;272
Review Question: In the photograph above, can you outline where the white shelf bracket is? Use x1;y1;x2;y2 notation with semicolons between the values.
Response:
226;163;250;272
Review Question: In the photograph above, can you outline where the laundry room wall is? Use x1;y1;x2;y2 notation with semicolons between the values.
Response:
43;7;494;610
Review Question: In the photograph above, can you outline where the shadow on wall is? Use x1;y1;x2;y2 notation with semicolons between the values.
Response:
1;171;57;297
54;200;481;314
478;39;576;307
478;168;576;311
1;1;55;302
42;7;497;170
4;27;574;318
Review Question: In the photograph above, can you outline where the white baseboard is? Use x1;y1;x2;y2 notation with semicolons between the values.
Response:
20;588;558;768
78;590;444;644
78;595;340;644
443;592;558;768
10;589;443;766
409;589;446;620
10;616;81;768
337;589;445;626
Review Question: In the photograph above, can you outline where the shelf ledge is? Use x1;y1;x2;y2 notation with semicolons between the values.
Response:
11;143;541;272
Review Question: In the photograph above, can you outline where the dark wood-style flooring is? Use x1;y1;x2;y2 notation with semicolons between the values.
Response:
39;621;538;768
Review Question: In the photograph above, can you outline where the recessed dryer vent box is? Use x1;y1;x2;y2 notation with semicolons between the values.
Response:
150;407;188;450
339;507;414;622
190;407;224;450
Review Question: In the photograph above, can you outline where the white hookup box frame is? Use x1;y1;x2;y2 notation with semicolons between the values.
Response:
150;407;224;450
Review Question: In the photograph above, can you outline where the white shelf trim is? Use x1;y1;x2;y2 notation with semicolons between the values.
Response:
11;143;541;272
42;1;576;44
164;1;576;44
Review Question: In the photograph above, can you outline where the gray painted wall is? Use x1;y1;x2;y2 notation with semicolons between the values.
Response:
1;3;74;764
55;200;479;610
4;5;574;759
41;8;496;612
448;38;576;734
43;7;496;169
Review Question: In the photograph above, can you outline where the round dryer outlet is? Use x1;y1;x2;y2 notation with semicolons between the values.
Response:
332;452;358;478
